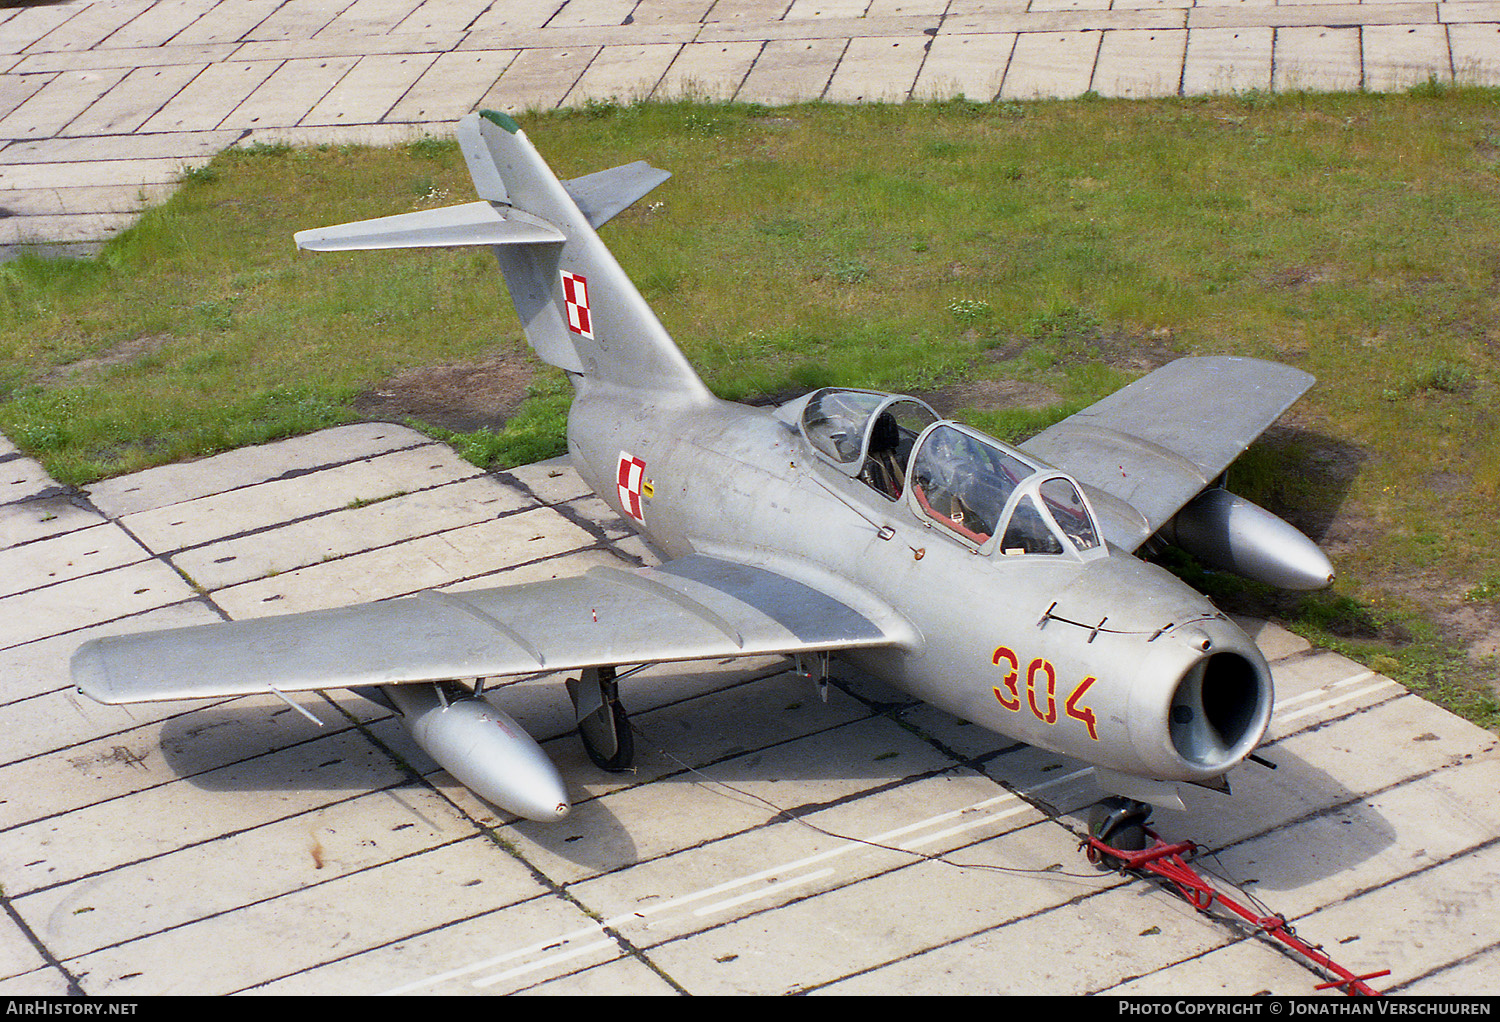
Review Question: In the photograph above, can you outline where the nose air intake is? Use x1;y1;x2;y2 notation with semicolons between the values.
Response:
1168;651;1270;771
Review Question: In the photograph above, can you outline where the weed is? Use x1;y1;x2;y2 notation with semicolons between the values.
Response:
1465;577;1500;603
1417;361;1474;393
238;140;292;158
1381;359;1475;400
180;164;218;186
1024;303;1100;345
581;97;622;119
193;299;235;331
756;217;808;239
947;298;992;323
406;135;453;160
684;112;721;137
1406;76;1453;100
346;491;408;509
828;258;872;284
924;140;969;159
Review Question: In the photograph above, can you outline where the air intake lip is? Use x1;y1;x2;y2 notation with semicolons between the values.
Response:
1168;650;1271;771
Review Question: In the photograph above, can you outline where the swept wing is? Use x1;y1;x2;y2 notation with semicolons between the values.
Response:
1019;356;1314;551
72;555;912;704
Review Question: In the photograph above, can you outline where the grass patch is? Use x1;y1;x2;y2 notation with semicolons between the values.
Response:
5;92;1500;725
1294;602;1500;734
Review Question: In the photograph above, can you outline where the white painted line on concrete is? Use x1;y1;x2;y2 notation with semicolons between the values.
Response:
869;790;1024;843
1275;668;1378;710
898;802;1034;849
1276;679;1404;725
470;936;619;988
691;868;837;917
380;920;611;995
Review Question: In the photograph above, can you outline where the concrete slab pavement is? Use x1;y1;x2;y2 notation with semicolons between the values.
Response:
1;423;1497;996
0;3;1496;995
0;0;1494;259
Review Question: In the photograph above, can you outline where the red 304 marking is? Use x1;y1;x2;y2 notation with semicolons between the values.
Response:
991;646;1099;740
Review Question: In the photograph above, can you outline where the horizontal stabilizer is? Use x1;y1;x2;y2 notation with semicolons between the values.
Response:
563;161;671;230
293;200;564;251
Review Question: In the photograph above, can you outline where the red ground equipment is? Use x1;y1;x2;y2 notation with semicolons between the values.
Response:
1085;806;1388;997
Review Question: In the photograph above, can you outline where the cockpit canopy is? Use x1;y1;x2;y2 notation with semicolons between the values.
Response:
799;389;937;476
793;388;1102;559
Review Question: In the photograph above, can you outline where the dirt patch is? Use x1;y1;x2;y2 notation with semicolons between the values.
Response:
39;333;174;386
1367;569;1500;689
353;351;536;433
1441;602;1500;662
921;376;1062;417
915;324;1181;417
1263;265;1333;290
1091;326;1181;375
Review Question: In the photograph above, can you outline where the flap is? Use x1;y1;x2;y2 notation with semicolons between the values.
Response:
72;555;910;704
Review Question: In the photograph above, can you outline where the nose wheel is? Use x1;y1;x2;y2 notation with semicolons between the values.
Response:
1086;796;1152;859
566;665;634;772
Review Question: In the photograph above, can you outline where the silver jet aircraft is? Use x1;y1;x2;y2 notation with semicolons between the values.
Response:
73;111;1335;832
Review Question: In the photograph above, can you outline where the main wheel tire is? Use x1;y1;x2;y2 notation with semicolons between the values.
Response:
581;698;634;772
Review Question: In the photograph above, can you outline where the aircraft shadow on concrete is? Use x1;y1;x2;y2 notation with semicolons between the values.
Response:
155;654;1394;884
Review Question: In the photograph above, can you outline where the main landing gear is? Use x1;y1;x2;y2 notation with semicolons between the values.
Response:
566;665;634;771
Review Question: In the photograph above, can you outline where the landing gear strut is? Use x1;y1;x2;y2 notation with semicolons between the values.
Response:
566;665;634;771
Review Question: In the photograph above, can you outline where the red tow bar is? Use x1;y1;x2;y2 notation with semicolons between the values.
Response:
1085;831;1389;997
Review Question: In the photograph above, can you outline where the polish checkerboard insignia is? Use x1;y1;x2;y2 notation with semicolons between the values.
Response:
561;270;593;339
617;452;647;523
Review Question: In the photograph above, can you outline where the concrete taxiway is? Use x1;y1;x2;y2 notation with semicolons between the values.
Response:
1;424;1497;995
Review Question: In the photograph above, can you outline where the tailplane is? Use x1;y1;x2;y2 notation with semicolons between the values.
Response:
295;110;712;401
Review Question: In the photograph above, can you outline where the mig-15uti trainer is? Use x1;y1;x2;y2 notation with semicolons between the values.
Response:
72;111;1335;833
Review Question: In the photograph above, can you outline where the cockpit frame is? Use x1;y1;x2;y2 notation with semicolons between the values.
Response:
905;420;1105;561
792;388;1104;561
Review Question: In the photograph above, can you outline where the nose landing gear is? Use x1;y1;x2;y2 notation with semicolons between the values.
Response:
1086;796;1152;856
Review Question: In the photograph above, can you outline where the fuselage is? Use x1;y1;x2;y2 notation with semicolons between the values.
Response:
565;382;1274;792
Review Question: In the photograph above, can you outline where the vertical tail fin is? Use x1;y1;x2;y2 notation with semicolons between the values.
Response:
295;111;713;402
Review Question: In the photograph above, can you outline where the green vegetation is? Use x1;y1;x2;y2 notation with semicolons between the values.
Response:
3;90;1499;724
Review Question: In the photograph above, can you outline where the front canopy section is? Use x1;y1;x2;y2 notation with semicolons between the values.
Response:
907;421;1104;559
